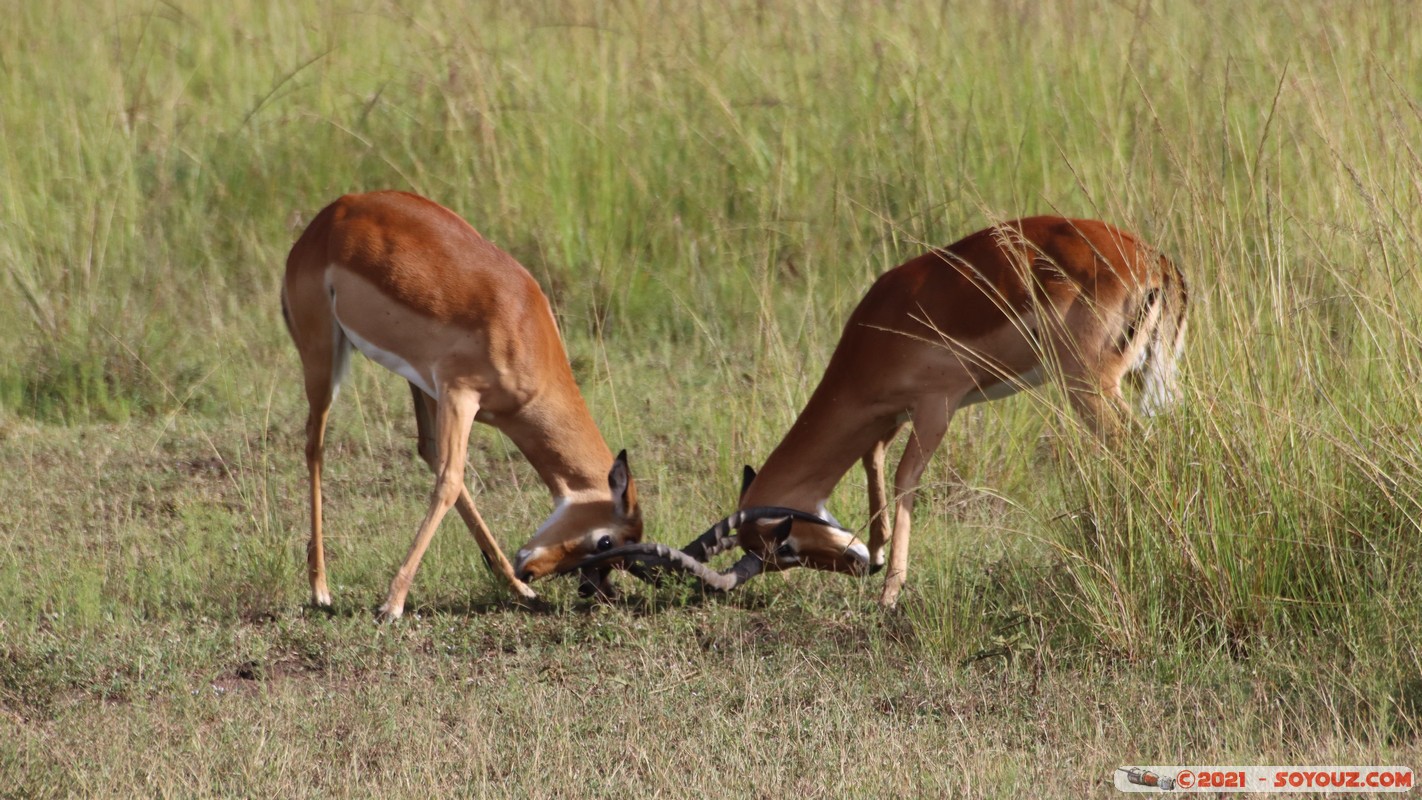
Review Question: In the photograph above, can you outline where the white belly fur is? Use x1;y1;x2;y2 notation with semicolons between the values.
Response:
326;269;439;399
336;320;438;399
327;267;437;397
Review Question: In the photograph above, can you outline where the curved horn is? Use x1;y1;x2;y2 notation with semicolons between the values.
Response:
575;543;765;592
681;506;843;562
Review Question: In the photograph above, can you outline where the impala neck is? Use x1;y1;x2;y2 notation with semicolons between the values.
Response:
741;382;892;513
498;382;613;501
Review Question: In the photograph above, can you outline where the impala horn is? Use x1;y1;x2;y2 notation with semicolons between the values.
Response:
575;543;766;592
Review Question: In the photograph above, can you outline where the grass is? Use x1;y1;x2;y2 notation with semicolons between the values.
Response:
2;1;1421;796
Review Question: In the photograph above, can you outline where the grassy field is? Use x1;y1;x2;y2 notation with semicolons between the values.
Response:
3;1;1421;796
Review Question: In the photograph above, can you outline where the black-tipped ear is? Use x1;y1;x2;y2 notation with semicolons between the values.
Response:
771;517;794;543
609;450;636;518
740;465;757;500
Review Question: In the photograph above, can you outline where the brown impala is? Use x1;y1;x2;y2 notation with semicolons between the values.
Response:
282;191;642;620
579;216;1186;608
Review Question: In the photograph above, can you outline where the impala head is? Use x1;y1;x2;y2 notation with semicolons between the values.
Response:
512;450;642;593
732;465;869;576
735;513;871;576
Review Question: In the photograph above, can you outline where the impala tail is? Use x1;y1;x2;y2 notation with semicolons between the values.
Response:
1127;255;1189;416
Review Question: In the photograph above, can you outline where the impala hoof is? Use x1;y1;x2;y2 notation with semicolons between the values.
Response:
879;580;904;609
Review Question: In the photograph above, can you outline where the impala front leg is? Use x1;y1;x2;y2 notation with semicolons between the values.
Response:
450;497;537;601
411;385;537;601
863;420;907;574
379;388;480;622
880;397;954;609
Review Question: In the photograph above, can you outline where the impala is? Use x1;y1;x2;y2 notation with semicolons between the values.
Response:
578;216;1186;607
282;191;642;620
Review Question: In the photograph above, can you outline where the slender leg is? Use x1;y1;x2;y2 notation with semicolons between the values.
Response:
410;385;536;600
880;397;955;609
378;387;480;621
299;341;343;609
305;404;333;607
862;421;906;572
451;496;538;600
1063;376;1132;443
1055;340;1134;444
287;276;350;609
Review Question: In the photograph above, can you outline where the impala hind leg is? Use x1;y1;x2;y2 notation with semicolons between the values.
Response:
286;289;352;609
1047;306;1138;443
880;397;956;609
863;419;907;573
304;401;334;607
410;385;536;600
1055;343;1134;444
1063;376;1132;443
379;386;480;621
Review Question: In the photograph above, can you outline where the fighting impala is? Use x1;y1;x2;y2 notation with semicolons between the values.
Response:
579;216;1186;608
282;191;642;620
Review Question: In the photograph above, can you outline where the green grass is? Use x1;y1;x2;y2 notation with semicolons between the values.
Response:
2;1;1421;796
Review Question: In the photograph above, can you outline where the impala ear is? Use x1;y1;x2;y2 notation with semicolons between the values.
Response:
771;517;794;543
740;465;757;500
609;450;637;519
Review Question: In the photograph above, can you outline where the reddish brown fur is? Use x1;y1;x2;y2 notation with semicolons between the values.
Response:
734;217;1186;606
282;191;641;619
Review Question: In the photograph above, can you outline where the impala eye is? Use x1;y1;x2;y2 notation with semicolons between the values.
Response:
596;535;614;552
776;541;795;558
